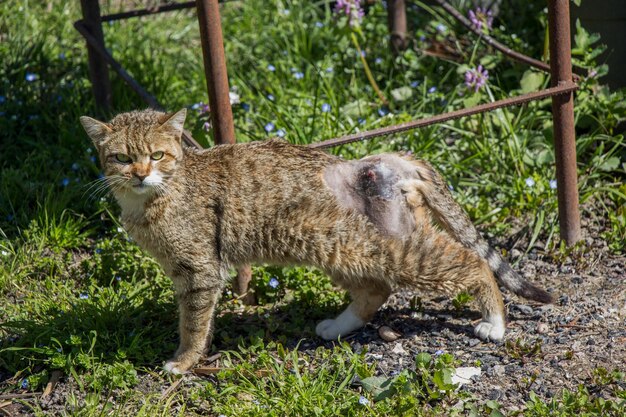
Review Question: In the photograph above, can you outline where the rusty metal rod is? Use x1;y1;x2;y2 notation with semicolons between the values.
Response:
195;0;252;301
101;1;196;22
388;0;408;53
80;0;112;111
196;0;236;144
433;0;581;82
75;19;202;149
548;0;581;245
309;82;578;149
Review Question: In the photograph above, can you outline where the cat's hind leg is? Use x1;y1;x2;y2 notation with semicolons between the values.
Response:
316;282;391;340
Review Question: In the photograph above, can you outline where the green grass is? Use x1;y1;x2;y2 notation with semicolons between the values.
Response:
1;0;625;415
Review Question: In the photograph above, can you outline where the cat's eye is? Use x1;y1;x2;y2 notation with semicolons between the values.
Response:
150;151;164;161
115;154;132;163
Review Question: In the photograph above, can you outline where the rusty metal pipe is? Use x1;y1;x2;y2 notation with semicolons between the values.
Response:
79;0;112;111
309;82;578;149
195;0;236;145
388;0;408;53
548;0;581;245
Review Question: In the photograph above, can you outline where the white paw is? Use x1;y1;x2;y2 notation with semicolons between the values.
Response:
163;361;184;375
474;319;505;341
315;307;366;340
316;319;341;340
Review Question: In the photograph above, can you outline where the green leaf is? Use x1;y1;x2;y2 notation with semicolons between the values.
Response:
415;352;432;368
391;86;413;102
520;70;545;93
340;99;369;118
598;156;620;172
360;375;397;401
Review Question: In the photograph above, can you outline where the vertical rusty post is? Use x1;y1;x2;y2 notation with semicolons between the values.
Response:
387;0;408;53
79;0;112;111
195;0;235;144
196;0;254;303
548;0;581;245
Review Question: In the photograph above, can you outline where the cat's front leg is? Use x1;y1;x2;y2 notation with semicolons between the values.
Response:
164;263;224;374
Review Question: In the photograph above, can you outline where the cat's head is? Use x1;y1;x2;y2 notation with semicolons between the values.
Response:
80;109;186;197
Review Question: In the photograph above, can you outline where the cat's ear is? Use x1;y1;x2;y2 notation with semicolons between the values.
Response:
80;116;112;147
157;109;187;141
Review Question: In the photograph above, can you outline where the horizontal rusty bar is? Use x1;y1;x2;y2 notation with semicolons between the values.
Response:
74;19;202;149
434;0;581;82
309;82;578;149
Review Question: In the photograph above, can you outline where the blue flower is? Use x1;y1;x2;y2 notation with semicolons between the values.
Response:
436;23;447;32
325;67;334;73
360;50;366;57
79;293;89;299
375;57;383;64
90;156;96;163
315;21;324;28
549;179;557;189
358;117;366;125
71;163;80;171
0;95;5;104
410;81;420;88
264;122;275;132
61;178;70;187
115;276;121;281
358;396;369;405
59;52;66;60
267;94;275;101
377;107;389;117
267;64;276;72
321;103;331;113
191;102;201;110
294;72;304;80
276;129;286;137
525;177;535;187
434;349;445;356
21;379;29;389
428;86;437;94
6;214;14;222
95;248;102;254
25;72;38;82
269;277;279;288
241;102;250;111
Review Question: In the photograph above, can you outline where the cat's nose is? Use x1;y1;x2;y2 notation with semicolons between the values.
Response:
134;173;147;182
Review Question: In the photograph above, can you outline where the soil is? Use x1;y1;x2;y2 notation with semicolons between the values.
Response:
2;206;625;416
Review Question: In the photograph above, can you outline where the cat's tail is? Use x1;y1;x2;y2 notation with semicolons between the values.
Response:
401;159;554;304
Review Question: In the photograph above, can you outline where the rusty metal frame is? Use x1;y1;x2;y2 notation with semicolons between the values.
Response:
76;1;582;299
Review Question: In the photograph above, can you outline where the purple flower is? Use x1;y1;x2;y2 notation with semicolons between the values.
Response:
588;69;598;78
200;103;210;114
468;7;494;32
410;81;420;88
321;103;331;113
264;122;275;132
549;179;557;189
202;122;211;131
269;277;279;288
25;72;38;82
464;65;489;92
334;0;364;27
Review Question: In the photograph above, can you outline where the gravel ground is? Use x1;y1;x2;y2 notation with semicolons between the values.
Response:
318;211;626;413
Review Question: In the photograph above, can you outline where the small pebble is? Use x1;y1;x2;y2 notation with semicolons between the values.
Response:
537;322;549;334
378;326;401;342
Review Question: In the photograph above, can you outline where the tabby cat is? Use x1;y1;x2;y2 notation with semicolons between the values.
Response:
80;109;552;374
